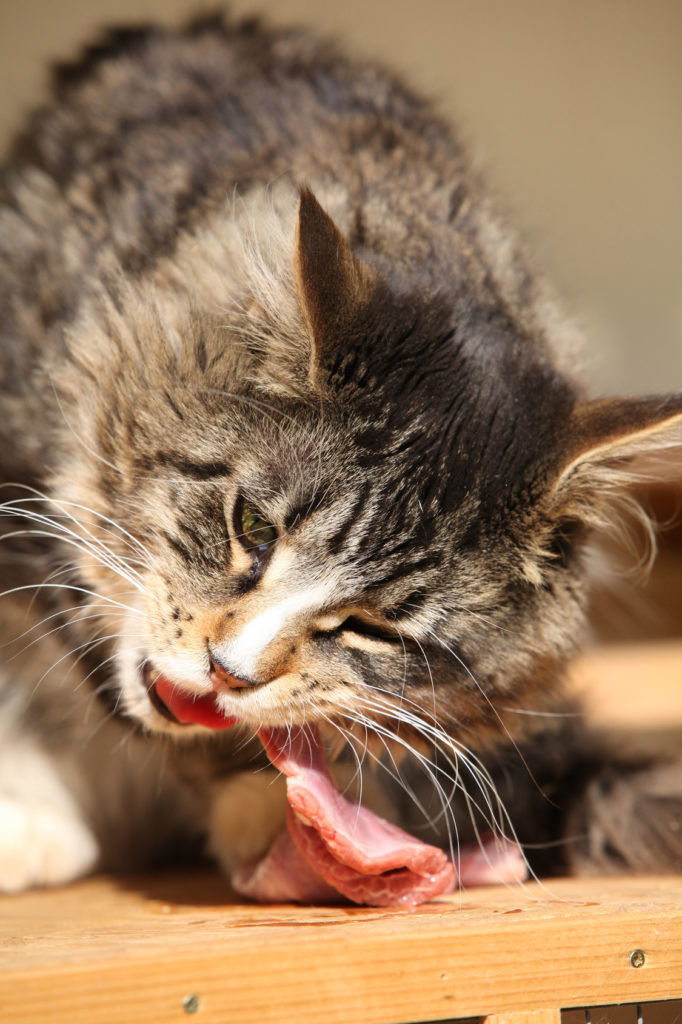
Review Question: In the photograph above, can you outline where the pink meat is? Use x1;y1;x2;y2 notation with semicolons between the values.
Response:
231;829;340;904
250;725;456;906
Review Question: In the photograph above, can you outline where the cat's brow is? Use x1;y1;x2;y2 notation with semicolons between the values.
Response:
154;451;232;480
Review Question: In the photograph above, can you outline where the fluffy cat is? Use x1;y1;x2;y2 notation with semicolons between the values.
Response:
0;14;680;899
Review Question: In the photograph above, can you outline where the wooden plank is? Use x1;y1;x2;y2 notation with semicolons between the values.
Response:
2;872;682;1024
570;640;682;728
483;1012;562;1024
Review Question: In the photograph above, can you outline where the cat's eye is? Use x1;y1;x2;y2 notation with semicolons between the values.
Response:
237;497;277;551
340;616;403;645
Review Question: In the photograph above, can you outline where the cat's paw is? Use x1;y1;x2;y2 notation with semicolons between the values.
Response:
0;796;99;893
208;769;287;876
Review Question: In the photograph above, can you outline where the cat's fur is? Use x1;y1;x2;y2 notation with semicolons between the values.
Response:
0;13;681;892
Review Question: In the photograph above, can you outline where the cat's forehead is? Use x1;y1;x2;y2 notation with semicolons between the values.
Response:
227;349;568;538
297;339;573;525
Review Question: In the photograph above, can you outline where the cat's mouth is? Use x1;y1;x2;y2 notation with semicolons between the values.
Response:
139;663;522;905
140;661;456;904
143;663;239;730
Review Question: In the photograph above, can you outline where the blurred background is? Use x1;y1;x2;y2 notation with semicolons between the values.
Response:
0;0;680;397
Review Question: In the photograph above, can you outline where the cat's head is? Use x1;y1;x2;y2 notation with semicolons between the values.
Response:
49;187;682;756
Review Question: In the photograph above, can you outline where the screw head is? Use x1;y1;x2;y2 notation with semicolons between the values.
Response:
630;949;646;969
182;994;201;1014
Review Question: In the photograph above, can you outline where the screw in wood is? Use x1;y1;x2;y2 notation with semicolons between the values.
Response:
630;949;646;968
182;994;201;1014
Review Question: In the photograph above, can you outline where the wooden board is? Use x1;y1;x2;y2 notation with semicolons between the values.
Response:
571;639;682;729
2;872;682;1023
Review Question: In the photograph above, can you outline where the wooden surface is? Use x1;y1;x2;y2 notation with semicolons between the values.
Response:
2;641;682;1024
571;639;682;729
2;872;682;1023
483;1012;562;1024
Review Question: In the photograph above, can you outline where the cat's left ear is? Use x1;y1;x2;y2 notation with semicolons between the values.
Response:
294;187;377;375
553;393;682;501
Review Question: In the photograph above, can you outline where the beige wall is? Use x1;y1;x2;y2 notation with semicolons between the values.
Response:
0;0;680;396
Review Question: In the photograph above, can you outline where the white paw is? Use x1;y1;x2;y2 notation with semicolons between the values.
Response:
0;796;99;893
208;770;287;875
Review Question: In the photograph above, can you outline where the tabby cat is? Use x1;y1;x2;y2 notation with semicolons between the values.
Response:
0;14;680;900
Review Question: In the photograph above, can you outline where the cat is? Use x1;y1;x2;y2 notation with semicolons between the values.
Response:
0;12;680;900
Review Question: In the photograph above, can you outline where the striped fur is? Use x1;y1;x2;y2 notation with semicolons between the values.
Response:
0;14;681;891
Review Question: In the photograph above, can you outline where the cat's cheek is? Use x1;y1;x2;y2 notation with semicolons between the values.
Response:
113;634;178;733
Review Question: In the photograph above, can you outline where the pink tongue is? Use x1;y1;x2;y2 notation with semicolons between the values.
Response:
154;677;238;730
234;726;456;907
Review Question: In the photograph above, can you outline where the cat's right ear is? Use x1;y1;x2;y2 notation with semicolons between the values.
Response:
294;188;376;377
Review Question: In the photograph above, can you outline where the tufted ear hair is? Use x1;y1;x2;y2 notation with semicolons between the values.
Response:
556;395;682;490
294;187;377;376
545;393;682;552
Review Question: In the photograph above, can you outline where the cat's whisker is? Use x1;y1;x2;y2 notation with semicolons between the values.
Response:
347;690;518;855
500;706;582;719
351;720;439;831
0;489;155;566
455;606;519;637
317;711;366;806
338;701;463;867
327;707;434;837
32;628;148;696
0;515;149;596
417;624;545;799
361;691;506;831
348;691;550;894
77;648;134;697
0;580;152;625
408;632;438;723
1;599;144;662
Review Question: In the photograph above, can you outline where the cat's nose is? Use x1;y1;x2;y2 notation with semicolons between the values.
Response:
207;648;253;689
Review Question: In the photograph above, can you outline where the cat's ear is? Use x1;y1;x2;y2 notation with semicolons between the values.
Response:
551;393;682;513
559;395;682;479
294;187;375;371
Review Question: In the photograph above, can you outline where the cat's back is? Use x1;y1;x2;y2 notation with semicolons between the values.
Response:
0;14;573;487
1;15;460;287
0;16;468;481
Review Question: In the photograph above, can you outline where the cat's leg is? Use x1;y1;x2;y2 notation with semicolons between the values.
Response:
471;716;682;878
0;588;203;889
0;736;99;893
208;769;287;876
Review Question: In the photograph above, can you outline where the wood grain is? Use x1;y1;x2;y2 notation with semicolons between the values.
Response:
483;1012;562;1024
2;873;682;1023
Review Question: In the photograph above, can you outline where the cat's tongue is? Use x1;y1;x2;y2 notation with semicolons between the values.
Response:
234;725;456;907
153;677;238;730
